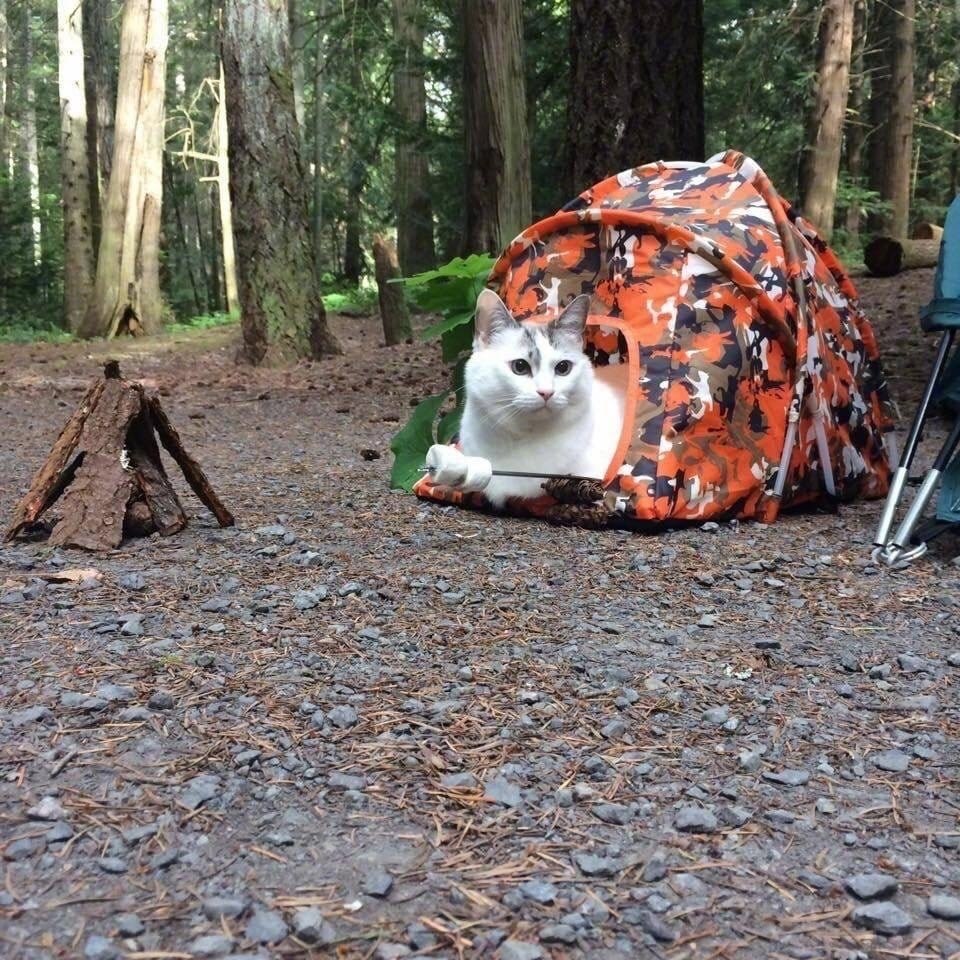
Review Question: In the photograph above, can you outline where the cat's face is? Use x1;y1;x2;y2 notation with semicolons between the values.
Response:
465;290;593;431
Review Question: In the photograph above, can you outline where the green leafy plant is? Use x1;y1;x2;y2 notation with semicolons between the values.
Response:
389;254;495;490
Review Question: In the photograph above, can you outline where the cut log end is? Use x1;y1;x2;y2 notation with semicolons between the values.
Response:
864;236;941;277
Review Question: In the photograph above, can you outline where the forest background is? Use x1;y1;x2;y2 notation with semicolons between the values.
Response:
0;0;955;359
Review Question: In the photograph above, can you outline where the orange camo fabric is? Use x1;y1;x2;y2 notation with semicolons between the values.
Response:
414;151;895;527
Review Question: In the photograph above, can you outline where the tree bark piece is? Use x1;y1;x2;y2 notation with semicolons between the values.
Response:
81;0;168;339
373;234;412;346
147;396;234;527
864;237;940;276
5;362;234;550
463;0;531;255
222;0;341;364
798;0;854;239
566;0;704;192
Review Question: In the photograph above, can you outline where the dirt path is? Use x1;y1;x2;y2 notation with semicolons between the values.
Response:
1;272;958;960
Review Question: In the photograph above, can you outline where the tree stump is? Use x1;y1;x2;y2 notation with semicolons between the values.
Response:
373;234;412;346
864;236;941;276
5;361;234;550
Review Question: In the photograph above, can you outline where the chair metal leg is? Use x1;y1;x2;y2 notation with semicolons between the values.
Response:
873;329;956;552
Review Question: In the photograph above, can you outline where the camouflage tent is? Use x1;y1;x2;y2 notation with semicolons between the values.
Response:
416;151;896;528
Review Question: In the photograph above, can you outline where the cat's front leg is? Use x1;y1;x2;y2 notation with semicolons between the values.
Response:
425;444;492;492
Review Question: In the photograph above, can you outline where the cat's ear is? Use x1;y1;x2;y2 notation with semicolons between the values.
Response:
549;295;591;345
474;289;518;347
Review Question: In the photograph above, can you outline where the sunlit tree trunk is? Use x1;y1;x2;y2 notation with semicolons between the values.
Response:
58;0;97;332
18;19;42;266
83;0;116;253
393;0;434;275
462;0;531;255
288;0;305;134
0;0;7;164
312;0;326;276
798;0;854;239
223;0;340;364
843;0;867;237
566;0;704;191
215;60;238;313
81;0;168;338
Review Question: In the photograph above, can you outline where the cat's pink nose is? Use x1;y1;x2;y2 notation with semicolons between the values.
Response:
537;389;553;403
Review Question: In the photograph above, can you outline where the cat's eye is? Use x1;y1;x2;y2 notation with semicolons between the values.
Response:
555;360;573;375
510;359;532;375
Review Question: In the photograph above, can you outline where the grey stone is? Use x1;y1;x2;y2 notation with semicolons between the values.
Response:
484;777;522;808
362;870;394;898
202;895;249;920
844;873;899;901
27;796;66;821
592;802;633;825
328;705;359;728
150;847;180;870
114;914;144;937
719;805;751;827
148;690;175;710
872;750;910;773
635;910;676;942
762;769;810;787
702;705;730;724
441;772;478;790
572;852;620;877
519;879;557;904
897;654;931;673
84;936;120;960
123;823;159;846
851;902;912;935
46;821;74;843
97;856;128;874
328;772;365;791
739;750;763;772
674;806;718;833
200;596;231;612
642;857;667;883
189;935;235;957
815;798;836;815
927;894;960;920
11;706;52;727
499;941;544;960
601;718;627;739
180;774;220;810
292;907;336;945
245;909;289;944
96;683;135;703
373;945;411;960
4;836;44;860
539;923;577;944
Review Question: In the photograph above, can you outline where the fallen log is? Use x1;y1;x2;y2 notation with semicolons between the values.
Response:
5;361;233;550
864;236;941;277
911;222;944;242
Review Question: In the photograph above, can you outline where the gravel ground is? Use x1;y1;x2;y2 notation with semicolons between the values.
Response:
1;269;958;960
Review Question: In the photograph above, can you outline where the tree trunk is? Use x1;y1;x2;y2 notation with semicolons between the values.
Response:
462;0;531;255
867;0;915;236
798;0;854;239
566;0;704;192
843;0;867;236
0;0;7;164
223;0;341;364
82;0;116;256
19;19;42;267
58;0;97;333
82;0;168;339
373;234;411;345
312;0;327;278
215;60;239;313
288;0;305;135
393;0;435;275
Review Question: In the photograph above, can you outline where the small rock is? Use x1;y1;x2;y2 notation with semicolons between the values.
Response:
4;836;44;860
363;870;394;898
642;857;667;883
572;852;620;877
636;911;676;942
897;654;931;673
328;772;365;791
179;774;220;810
115;914;145;937
592;802;633;825
148;690;175;711
519;879;557;904
150;847;180;870
97;856;128;874
539;923;577;944
189;934;234;957
815;797;837;815
374;944;411;960
499;941;544;960
328;705;359;728
702;705;730;724
851;902;912;936
441;772;478;790
601;718;627;739
202;895;249;920
292;907;336;945
739;750;763;772
123;823;159;846
245;909;289;944
84;936;120;960
27;796;66;821
927;894;960;920
674;806;718;833
845;873;899;901
11;705;52;727
46;821;74;843
872;750;910;773
484;777;522;808
762;769;810;787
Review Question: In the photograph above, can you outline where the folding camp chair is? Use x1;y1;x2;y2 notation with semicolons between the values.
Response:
873;194;960;567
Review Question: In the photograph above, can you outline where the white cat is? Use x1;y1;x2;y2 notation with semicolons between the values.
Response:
426;289;626;508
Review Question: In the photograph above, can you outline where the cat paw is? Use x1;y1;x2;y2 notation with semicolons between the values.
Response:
425;445;492;491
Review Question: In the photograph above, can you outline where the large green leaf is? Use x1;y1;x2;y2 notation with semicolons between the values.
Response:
401;254;496;288
389;392;449;492
420;307;474;342
441;321;474;363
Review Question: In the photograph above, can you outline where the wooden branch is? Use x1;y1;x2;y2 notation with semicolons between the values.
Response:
864;236;941;276
148;396;235;527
